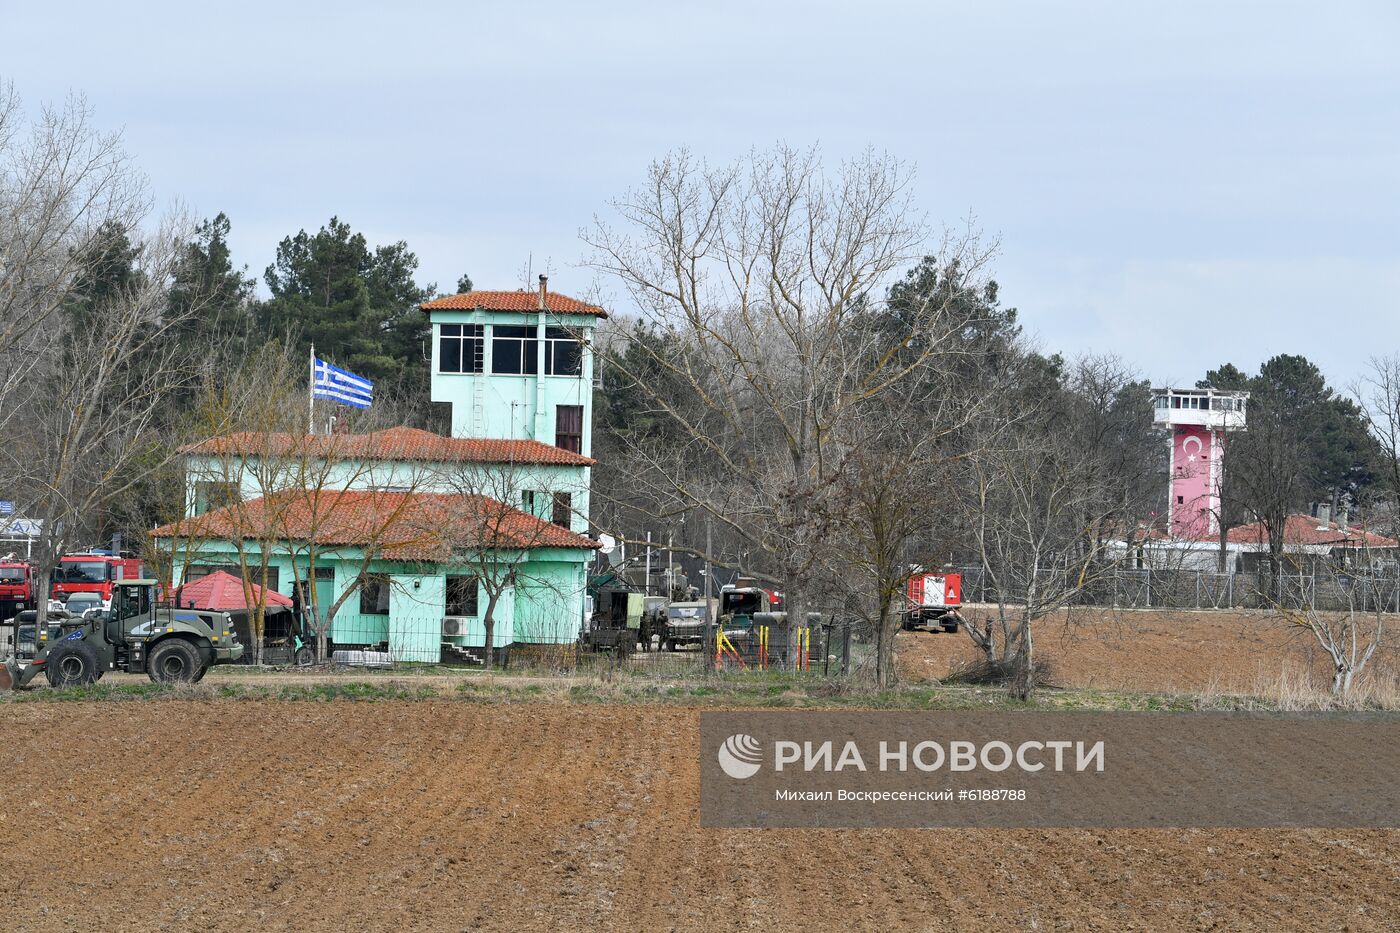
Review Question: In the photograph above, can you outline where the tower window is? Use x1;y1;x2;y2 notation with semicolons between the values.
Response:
439;324;484;374
543;327;583;376
491;326;538;375
556;405;583;453
436;323;487;375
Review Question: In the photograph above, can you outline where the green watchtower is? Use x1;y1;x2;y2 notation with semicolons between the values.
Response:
422;276;603;456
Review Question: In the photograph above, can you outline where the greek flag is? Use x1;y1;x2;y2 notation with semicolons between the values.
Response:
312;357;373;409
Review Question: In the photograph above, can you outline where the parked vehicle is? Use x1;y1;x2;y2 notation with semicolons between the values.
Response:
50;552;143;604
63;592;108;618
0;579;242;689
0;560;35;621
717;579;783;632
902;571;964;633
1;609;70;660
660;598;717;650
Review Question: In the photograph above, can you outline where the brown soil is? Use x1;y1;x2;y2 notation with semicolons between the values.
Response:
1;702;1397;931
897;607;1400;693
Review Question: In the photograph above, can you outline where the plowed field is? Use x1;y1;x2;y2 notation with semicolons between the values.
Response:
2;701;1396;931
897;607;1400;693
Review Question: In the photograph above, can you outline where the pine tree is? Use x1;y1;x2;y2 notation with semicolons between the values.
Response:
259;217;432;393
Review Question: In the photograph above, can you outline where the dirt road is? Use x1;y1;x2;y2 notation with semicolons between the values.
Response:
2;701;1395;931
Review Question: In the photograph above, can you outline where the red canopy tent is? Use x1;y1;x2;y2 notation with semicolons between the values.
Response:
173;570;292;611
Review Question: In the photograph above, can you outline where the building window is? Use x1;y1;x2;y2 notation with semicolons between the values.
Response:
359;574;391;615
556;405;583;453
491;325;538;375
445;576;479;616
194;481;239;515
551;492;572;528
522;490;537;514
439;324;484;374
543;327;583;376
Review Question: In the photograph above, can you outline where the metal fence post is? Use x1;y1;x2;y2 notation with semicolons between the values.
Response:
704;615;715;677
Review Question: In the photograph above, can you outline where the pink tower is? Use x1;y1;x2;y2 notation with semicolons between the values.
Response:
1152;387;1249;539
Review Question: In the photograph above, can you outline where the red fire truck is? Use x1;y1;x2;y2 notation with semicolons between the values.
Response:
50;553;143;605
902;571;964;633
0;561;34;620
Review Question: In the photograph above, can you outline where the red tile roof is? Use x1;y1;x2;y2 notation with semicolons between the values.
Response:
152;490;598;561
173;570;292;611
182;426;594;467
1223;514;1397;549
421;289;607;317
1127;513;1398;550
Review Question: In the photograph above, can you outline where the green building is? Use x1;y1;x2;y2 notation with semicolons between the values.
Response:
153;280;604;662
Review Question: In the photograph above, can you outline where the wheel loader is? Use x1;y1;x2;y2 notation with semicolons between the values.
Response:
0;579;243;690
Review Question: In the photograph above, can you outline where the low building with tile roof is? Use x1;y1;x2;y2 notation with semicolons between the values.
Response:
1116;510;1399;572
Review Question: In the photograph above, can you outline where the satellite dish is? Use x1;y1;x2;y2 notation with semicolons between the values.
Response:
598;533;617;555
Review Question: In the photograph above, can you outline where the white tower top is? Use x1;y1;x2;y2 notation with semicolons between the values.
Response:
1151;387;1249;432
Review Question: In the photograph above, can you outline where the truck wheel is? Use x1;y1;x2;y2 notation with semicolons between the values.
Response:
294;646;315;667
147;639;202;684
45;640;100;688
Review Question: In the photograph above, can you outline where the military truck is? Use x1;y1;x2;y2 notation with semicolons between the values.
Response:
660;598;718;650
0;579;243;689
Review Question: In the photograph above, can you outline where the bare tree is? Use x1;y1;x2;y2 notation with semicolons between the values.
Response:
2;215;205;630
172;346;431;661
1275;553;1388;698
586;145;994;658
1356;355;1400;540
956;352;1135;700
0;85;147;365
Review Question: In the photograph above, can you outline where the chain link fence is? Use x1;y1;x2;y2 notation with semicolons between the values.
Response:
496;619;876;680
952;565;1400;613
300;618;880;679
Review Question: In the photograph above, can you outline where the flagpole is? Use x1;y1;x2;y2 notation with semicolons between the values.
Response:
308;343;315;435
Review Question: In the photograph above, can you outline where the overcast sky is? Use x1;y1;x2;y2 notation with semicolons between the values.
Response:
6;0;1397;389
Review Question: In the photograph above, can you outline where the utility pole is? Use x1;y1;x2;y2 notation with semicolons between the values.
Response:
703;514;714;672
644;531;652;597
667;526;674;599
704;515;713;604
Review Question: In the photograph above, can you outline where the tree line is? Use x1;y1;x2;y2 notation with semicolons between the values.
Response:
2;90;1395;694
585;147;1395;694
0;89;457;623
